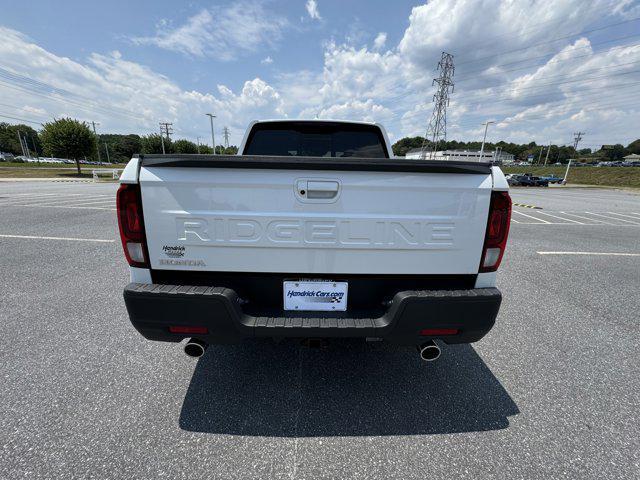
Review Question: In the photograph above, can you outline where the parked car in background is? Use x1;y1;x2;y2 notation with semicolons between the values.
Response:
530;176;549;187
540;175;563;184
506;174;523;186
508;174;549;187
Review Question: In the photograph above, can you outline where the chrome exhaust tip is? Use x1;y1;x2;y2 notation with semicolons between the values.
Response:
417;340;441;362
184;338;208;358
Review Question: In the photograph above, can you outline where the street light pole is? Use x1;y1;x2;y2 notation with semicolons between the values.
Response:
479;121;494;161
205;113;216;154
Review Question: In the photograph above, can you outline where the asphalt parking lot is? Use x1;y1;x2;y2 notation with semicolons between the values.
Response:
1;181;639;479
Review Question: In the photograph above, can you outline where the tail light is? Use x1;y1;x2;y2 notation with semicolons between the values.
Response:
479;191;512;273
116;183;149;268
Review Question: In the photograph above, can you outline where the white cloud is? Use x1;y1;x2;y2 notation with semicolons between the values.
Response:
0;27;284;145
261;56;274;65
2;0;640;150
311;99;393;123
131;2;288;61
306;0;321;21
373;32;387;50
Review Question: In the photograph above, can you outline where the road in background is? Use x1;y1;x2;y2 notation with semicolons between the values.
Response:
1;182;639;479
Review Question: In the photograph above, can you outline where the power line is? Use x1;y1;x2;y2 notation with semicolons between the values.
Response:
0;66;142;119
395;67;640;123
456;15;640;66
322;18;640;103
384;56;640;111
0;112;44;125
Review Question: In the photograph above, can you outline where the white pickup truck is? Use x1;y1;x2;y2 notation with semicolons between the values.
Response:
118;120;511;361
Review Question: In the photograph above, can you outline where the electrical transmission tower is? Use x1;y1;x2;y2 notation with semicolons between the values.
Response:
421;52;455;160
223;127;230;149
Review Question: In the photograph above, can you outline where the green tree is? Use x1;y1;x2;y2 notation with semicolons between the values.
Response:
214;145;239;155
391;136;426;156
173;139;199;154
625;139;640;154
141;134;173;154
604;144;626;161
0;123;42;157
101;134;141;163
224;145;239;155
40;118;95;174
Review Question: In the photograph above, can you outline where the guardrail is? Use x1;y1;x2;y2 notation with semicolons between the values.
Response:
92;169;122;182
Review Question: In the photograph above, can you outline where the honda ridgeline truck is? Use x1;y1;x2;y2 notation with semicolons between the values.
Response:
118;120;511;361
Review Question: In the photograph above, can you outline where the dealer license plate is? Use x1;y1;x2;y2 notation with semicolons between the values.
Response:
283;281;348;311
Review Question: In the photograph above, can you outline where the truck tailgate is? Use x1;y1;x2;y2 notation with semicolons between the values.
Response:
138;156;493;275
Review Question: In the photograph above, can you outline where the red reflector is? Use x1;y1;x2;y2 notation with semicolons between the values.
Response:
169;326;209;334
420;328;459;336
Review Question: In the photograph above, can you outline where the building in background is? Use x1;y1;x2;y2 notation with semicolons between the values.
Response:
404;148;514;163
623;153;640;163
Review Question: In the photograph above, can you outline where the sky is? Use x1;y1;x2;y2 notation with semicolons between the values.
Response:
0;0;639;150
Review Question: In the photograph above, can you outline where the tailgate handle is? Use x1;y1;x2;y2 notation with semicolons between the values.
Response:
304;181;339;199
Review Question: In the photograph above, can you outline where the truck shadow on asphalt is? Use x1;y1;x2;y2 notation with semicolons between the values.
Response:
179;339;519;436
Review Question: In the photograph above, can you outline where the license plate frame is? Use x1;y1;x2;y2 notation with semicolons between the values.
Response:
283;280;348;312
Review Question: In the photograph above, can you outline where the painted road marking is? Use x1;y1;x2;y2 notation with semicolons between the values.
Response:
585;212;640;225
535;211;584;224
6;204;116;211
538;251;640;257
513;203;542;209
0;194;112;206
0;234;114;243
512;210;551;223
559;212;614;225
606;212;640;222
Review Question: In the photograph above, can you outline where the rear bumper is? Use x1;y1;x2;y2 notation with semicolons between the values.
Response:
123;283;502;346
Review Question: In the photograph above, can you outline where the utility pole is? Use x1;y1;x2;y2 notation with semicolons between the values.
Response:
421;52;455;159
223;127;230;149
90;121;102;163
104;143;110;163
563;132;584;184
494;146;502;164
196;136;201;154
205;113;216;154
159;122;173;155
538;146;544;164
544;143;551;166
16;131;26;157
30;135;39;163
479;121;495;161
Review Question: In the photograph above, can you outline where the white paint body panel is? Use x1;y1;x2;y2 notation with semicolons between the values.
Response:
119;158;140;184
129;266;152;283
139;166;493;275
491;166;509;191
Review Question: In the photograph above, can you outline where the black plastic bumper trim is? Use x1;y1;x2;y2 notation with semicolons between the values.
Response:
123;283;502;346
